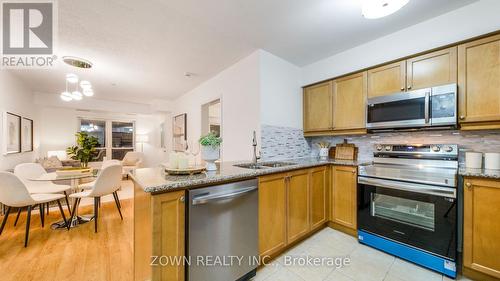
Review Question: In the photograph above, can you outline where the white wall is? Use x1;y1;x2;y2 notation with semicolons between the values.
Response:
37;105;168;168
171;50;261;162
260;50;302;129
302;0;500;85
0;71;39;170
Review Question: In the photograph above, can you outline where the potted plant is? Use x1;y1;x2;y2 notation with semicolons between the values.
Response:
199;132;222;171
66;131;99;168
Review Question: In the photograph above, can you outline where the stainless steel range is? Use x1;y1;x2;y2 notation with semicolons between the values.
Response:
357;144;458;278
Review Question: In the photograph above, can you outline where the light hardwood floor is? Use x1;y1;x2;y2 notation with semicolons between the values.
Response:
0;186;133;281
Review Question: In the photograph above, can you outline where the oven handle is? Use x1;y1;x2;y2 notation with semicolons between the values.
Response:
358;177;456;198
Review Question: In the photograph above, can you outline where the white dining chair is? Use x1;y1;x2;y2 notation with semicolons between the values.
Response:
14;163;72;215
68;164;123;233
79;160;121;190
0;172;68;247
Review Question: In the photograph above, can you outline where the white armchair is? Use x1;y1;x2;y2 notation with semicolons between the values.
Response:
121;152;144;177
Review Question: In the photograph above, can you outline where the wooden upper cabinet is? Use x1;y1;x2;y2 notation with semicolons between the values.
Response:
331;166;357;230
310;166;328;231
287;169;310;244
258;173;287;257
332;72;367;134
303;81;333;133
368;61;406;98
463;178;500;279
458;34;500;130
406;47;457;90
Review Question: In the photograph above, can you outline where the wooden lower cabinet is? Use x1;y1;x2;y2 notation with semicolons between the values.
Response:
463;177;500;280
287;169;310;244
134;184;185;281
258;173;287;257
331;166;357;230
310;166;328;231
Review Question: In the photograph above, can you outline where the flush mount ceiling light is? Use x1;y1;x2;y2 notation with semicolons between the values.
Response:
62;56;93;69
362;0;409;19
66;73;79;84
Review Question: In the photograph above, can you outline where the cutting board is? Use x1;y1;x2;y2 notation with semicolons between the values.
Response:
329;139;358;160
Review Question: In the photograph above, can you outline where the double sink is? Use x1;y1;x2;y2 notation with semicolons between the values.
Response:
234;161;298;170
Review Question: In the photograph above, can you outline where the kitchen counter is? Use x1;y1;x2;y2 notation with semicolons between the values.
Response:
459;166;500;179
130;157;360;193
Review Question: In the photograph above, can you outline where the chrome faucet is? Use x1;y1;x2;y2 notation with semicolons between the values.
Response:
252;130;261;164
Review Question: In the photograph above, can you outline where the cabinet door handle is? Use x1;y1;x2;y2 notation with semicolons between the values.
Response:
407;85;412;89
179;196;185;203
459;116;465;120
400;87;404;91
352;170;356;174
465;182;472;189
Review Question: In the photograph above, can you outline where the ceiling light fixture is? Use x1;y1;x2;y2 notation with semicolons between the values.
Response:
80;80;92;89
62;56;93;69
60;74;94;102
66;73;79;83
82;88;94;97
60;91;73;102
362;0;409;19
71;91;83;101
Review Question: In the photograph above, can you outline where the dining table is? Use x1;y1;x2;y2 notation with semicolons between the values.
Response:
29;171;97;229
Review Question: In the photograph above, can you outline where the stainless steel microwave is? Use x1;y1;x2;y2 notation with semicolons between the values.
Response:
366;83;457;131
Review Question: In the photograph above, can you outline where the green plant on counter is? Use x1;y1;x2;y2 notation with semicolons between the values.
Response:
66;131;99;168
199;132;222;147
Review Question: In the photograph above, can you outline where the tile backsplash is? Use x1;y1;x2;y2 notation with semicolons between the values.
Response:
261;125;500;164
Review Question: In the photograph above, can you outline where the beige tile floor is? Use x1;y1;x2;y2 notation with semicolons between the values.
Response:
252;228;472;281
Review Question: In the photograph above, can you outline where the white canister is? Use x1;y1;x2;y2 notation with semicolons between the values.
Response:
319;148;329;159
484;153;500;170
177;155;189;170
465;152;483;169
169;152;179;169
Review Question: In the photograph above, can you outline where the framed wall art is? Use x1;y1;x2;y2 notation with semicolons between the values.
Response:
3;112;22;155
173;113;187;152
22;117;34;152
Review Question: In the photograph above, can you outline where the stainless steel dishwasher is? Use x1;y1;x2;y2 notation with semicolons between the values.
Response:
188;179;258;281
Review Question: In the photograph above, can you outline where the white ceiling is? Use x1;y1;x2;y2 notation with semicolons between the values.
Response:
10;0;476;103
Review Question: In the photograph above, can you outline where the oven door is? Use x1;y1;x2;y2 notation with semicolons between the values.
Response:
357;177;457;260
367;90;430;130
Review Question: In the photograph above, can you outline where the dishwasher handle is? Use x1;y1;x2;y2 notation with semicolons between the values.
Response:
192;186;257;205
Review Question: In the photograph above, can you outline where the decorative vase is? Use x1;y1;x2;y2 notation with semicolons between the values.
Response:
319;148;329;159
201;146;220;171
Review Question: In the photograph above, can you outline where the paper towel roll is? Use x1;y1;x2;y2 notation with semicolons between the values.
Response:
465;152;483;169
485;153;500;170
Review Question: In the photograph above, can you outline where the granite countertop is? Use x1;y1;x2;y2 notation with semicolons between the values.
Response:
459;166;500;179
130;157;360;193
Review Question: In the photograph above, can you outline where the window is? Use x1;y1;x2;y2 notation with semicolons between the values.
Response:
112;122;134;160
79;119;135;161
80;119;106;161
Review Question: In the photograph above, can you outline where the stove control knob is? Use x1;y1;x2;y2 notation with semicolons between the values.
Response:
444;146;454;152
431;145;441;152
385;146;391;151
376;145;383;151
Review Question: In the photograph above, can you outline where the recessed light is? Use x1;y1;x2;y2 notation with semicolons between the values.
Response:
63;56;93;69
362;0;409;19
66;73;79;84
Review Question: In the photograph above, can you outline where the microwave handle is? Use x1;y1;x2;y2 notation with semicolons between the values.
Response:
424;91;430;124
